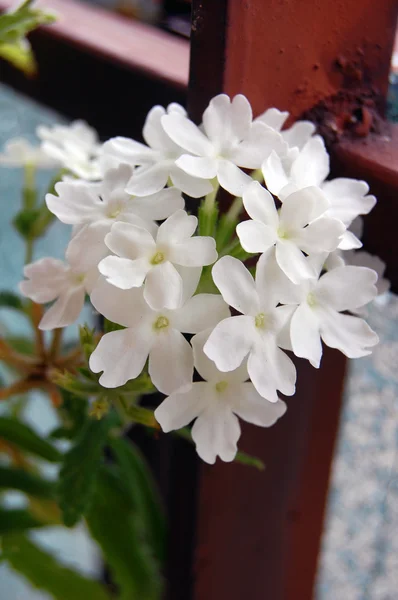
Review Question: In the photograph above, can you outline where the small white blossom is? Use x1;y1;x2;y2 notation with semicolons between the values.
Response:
327;249;390;298
46;165;183;265
103;103;212;198
255;110;316;154
204;254;297;402
262;137;376;249
161;94;288;197
274;254;379;367
37;120;102;180
155;329;286;464
98;209;218;310
237;182;345;283
0;137;59;169
19;256;98;330
89;273;229;393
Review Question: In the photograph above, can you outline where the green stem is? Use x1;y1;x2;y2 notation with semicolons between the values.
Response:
24;238;34;264
216;196;243;251
198;178;219;237
251;168;264;183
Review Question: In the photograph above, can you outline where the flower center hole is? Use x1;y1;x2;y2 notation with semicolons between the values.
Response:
307;292;317;307
215;380;228;393
255;312;267;329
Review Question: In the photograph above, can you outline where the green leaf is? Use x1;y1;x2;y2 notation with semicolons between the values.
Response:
0;509;43;535
2;533;111;600
0;1;56;45
104;318;125;333
0;417;62;463
86;467;163;600
13;207;41;239
57;414;115;527
110;437;166;562
0;466;55;498
0;39;36;76
0;291;25;312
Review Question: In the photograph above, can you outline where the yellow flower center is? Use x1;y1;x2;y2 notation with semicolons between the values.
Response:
153;316;169;331
307;292;317;307
151;251;165;265
255;312;266;329
215;380;228;393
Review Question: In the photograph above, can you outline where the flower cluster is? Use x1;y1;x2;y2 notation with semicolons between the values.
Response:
14;95;383;464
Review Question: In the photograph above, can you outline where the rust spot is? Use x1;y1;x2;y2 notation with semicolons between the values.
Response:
301;88;387;145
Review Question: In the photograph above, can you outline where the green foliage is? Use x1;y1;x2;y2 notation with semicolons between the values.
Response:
86;467;163;600
1;533;111;600
198;198;219;238
0;417;62;463
110;437;167;563
49;392;89;441
0;466;55;498
0;291;25;312
0;0;56;76
0;509;43;535
104;318;125;333
13;207;41;239
57;414;115;527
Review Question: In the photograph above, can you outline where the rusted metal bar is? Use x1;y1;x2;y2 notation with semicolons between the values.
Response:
188;1;398;599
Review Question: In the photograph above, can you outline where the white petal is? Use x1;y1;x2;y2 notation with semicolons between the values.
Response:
290;136;329;187
236;220;277;253
178;266;202;304
256;108;289;131
275;241;315;284
255;248;303;308
130;187;184;221
155;383;209;432
144;262;183;310
90;277;152;327
338;229;362;250
279;186;329;230
211;256;259;315
204;315;255;372
39;286;85;330
315;265;378;312
296;216;345;254
216;160;252;196
169;166;213;197
161;113;214;156
105;222;155;259
282;121;315;150
125;163;169;196
169;236;218;267
175;155;218;179
319;309;379;358
191;405;241;464
99;256;149;290
142;105;179;152
46;182;102;225
230;123;287;169
232;383;287;425
149;329;194;394
248;340;296;401
202;94;235;145
290;302;322;367
20;258;69;303
192;329;249;384
157;209;197;245
230;94;253;140
172;294;230;334
66;221;110;273
261;151;290;196
89;327;152;388
321;178;376;224
242;180;279;227
102;136;155;165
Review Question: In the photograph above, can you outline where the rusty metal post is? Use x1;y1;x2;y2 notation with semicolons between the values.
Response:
188;1;398;599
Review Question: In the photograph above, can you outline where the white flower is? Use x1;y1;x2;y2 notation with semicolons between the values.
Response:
329;250;390;298
46;165;183;266
19;256;99;330
255;110;315;151
204;254;297;402
262;137;376;249
275;255;379;367
236;182;345;283
102;103;212;198
155;329;286;464
0;137;59;169
37;120;102;180
161;94;288;197
89;272;229;393
98;209;218;310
